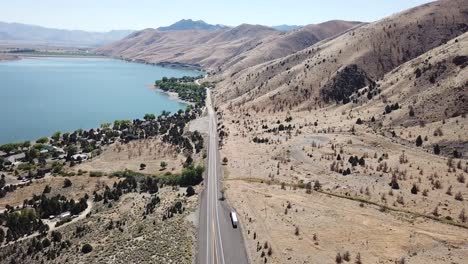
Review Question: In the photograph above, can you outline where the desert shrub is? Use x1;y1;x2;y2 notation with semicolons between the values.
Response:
457;174;465;183
355;253;362;264
63;178;72;188
89;171;104;177
433;144;441;155
415;136;423;146
336;252;343;263
343;251;350;261
186;185;195;197
81;243;93;254
42;238;51;248
51;231;62;243
43;185;51;194
55;218;72;227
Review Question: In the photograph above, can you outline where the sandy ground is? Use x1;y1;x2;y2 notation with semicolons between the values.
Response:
227;180;467;264
0;175;117;210
72;138;186;174
151;85;196;106
218;103;468;263
0;54;19;61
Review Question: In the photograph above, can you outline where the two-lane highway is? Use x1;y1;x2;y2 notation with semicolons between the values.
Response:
198;89;249;264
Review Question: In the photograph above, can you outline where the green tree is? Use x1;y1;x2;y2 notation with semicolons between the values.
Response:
65;145;77;158
51;161;63;174
36;137;49;144
0;228;4;244
186;186;195;197
144;113;156;121
42;238;51;248
22;141;31;148
51;131;61;141
51;231;62;243
160;161;168;170
0;143;20;154
62;133;70;142
100;123;111;129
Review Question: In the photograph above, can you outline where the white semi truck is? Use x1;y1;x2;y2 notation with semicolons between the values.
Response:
230;211;238;228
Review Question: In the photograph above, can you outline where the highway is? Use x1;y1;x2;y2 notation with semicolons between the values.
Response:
197;89;249;264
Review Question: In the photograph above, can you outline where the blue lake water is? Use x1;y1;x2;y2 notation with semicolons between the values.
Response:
0;57;200;144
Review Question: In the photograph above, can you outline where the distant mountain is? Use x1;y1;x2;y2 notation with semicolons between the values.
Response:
272;25;303;31
96;20;360;73
158;19;227;31
0;22;134;47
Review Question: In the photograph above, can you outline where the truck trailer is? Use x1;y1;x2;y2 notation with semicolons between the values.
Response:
230;211;238;228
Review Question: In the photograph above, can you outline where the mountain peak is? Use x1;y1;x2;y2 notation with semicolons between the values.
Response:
157;19;227;31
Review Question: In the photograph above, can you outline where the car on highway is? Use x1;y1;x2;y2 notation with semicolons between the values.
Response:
230;211;238;228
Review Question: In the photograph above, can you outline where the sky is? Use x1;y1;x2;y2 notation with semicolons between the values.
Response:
0;0;435;32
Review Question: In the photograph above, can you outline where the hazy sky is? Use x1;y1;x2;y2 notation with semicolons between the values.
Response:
1;0;435;32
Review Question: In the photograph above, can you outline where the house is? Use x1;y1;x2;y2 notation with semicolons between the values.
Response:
59;212;71;219
52;146;65;154
6;153;26;163
71;153;88;161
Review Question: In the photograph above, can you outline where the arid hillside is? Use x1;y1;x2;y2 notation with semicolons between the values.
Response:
95;21;361;71
212;28;468;264
212;0;467;114
220;20;363;75
203;1;468;263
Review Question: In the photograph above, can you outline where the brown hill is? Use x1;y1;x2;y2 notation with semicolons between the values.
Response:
95;21;361;71
220;20;363;74
357;32;468;126
213;0;467;114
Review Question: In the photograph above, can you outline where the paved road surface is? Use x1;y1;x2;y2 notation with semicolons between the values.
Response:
197;89;249;264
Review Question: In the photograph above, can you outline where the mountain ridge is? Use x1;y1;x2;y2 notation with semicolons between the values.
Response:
95;20;362;71
212;0;468;116
0;21;134;47
157;19;227;31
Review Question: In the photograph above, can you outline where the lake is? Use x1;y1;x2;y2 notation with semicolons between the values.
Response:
0;57;200;144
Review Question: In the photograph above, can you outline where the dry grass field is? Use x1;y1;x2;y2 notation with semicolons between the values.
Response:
218;103;468;263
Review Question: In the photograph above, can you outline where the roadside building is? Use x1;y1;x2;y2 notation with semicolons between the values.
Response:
59;212;71;219
71;153;88;161
6;153;26;163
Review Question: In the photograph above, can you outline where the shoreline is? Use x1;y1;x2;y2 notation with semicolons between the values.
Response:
22;54;109;59
150;84;195;106
1;52;206;73
117;56;204;72
0;53;109;62
0;54;20;62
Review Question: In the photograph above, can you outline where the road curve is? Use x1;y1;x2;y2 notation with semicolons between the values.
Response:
197;89;249;264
